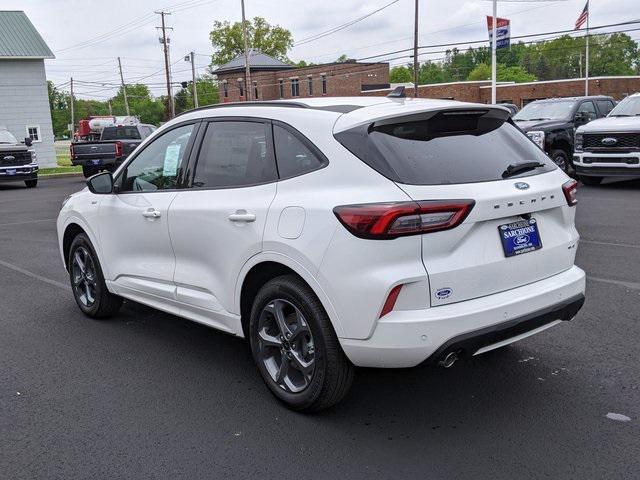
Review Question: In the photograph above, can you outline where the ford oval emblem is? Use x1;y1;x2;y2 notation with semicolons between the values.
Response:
601;137;618;146
3;155;15;161
435;287;453;300
514;182;530;190
514;234;530;245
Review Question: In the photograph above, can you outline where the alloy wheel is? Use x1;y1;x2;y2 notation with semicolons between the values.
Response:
71;246;98;307
256;299;316;393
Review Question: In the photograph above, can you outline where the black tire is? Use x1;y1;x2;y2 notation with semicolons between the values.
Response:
550;149;570;174
82;165;99;178
249;275;354;412
68;233;122;319
24;179;37;188
579;175;603;186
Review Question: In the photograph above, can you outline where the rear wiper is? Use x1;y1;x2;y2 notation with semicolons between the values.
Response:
502;161;545;178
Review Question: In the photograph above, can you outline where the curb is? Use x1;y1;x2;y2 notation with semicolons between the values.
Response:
39;172;84;179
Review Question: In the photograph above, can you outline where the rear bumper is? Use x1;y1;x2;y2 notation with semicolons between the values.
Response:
339;265;586;368
71;158;119;167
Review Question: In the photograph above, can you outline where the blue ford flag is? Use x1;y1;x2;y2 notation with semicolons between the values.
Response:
487;16;511;50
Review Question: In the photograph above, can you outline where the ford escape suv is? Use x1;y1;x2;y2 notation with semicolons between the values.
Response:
57;96;586;412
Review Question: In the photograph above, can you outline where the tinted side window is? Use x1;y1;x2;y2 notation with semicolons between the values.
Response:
193;121;276;188
273;125;325;179
116;123;194;192
577;101;597;121
597;100;615;116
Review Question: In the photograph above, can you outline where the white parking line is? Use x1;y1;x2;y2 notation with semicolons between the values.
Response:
0;259;70;291
588;276;640;291
0;218;55;227
581;239;640;250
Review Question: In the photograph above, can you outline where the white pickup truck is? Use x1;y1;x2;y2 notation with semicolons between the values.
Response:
574;93;640;185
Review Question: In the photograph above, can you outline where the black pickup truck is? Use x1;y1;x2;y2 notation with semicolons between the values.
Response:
0;128;38;188
71;124;156;177
513;96;615;174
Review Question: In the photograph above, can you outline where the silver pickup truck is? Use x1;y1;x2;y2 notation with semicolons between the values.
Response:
0;128;38;188
574;93;640;185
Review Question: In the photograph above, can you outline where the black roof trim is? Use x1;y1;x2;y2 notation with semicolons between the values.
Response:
176;101;309;117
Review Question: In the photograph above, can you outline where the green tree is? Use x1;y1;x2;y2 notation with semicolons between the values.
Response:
335;54;349;63
389;65;412;83
209;16;293;66
467;63;492;81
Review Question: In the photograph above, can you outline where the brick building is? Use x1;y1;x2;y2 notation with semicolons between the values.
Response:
213;50;389;103
362;76;640;107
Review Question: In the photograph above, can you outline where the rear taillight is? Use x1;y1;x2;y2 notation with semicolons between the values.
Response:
115;141;123;157
562;180;578;207
333;200;475;239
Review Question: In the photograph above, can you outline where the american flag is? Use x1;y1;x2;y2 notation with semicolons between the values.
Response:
575;1;589;30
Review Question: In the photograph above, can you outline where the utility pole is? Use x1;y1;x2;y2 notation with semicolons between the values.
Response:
156;10;175;118
413;0;419;97
70;77;75;136
491;0;497;104
117;57;130;116
187;52;199;108
240;0;252;100
108;100;113;116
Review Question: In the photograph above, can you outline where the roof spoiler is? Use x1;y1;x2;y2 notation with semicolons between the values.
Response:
387;86;406;98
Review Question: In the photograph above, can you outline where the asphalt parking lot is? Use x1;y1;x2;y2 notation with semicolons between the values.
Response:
1;175;639;479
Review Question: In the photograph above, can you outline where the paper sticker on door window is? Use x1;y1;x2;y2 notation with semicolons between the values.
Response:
163;144;181;176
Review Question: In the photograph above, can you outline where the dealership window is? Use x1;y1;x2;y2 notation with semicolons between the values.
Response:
291;78;299;97
321;75;327;95
26;125;41;142
223;82;228;98
254;82;259;100
307;76;313;96
278;79;284;98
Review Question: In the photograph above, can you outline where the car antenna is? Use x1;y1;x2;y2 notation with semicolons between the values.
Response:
387;86;406;98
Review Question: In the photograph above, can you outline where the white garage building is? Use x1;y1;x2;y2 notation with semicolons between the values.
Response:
0;11;56;167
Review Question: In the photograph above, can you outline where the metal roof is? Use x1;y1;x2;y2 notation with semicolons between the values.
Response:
0;11;54;59
212;49;292;74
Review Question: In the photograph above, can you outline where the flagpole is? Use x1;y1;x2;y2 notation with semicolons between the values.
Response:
491;0;497;104
585;0;590;95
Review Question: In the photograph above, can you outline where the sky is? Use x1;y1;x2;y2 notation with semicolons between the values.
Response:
3;0;637;99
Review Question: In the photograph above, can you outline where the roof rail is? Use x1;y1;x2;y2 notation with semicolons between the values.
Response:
175;101;309;117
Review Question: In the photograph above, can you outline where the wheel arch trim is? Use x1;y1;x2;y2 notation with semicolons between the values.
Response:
235;252;345;338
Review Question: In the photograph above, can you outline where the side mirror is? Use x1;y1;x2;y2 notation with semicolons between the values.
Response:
24;137;33;147
87;171;114;194
574;112;590;125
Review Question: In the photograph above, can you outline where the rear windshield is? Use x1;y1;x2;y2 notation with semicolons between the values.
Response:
334;110;556;185
101;126;141;140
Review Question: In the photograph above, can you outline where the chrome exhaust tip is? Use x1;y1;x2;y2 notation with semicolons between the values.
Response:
439;351;459;368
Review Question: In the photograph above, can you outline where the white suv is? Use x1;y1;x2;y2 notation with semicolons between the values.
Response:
57;96;586;411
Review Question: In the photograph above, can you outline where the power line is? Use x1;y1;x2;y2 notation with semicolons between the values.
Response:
292;0;402;47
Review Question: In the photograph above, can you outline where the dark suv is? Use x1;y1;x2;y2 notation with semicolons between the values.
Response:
513;96;615;173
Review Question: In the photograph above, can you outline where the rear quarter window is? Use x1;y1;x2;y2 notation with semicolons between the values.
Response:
102;126;142;141
335;109;556;185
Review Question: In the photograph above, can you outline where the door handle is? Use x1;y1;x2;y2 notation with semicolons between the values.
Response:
228;210;256;223
142;208;161;219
